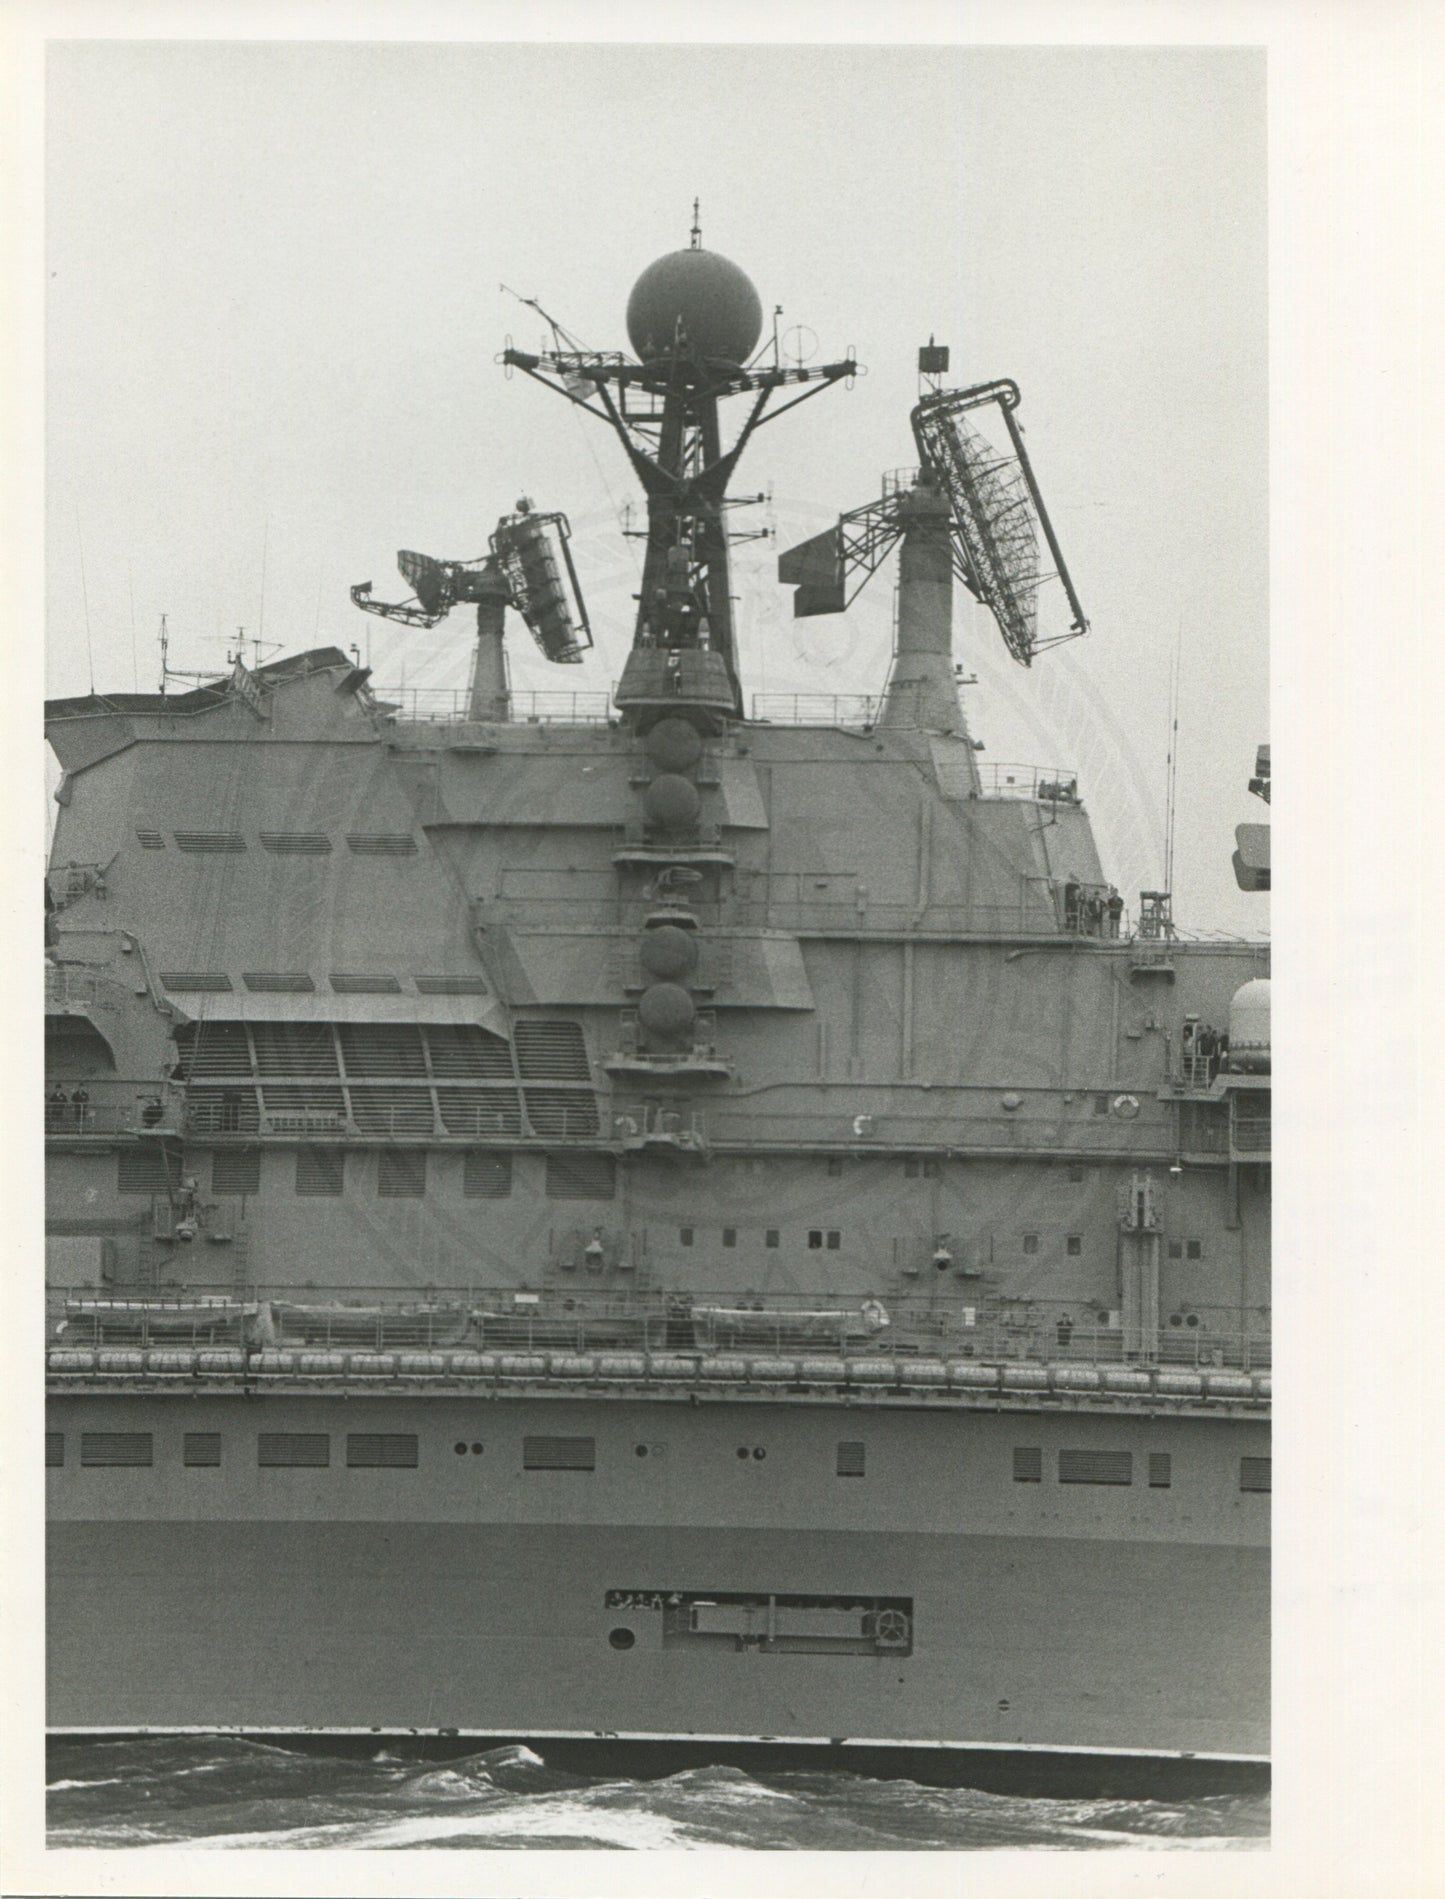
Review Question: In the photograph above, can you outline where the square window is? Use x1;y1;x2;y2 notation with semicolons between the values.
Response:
1093;1094;1111;1116
765;1229;780;1248
1066;1236;1082;1256
807;1230;823;1249
1168;1240;1183;1259
1187;1239;1204;1260
1023;1234;1039;1255
826;1157;844;1176
826;1230;841;1250
722;1227;737;1248
904;1158;920;1178
680;1227;694;1246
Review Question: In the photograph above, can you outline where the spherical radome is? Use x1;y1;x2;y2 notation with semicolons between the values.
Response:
626;249;764;366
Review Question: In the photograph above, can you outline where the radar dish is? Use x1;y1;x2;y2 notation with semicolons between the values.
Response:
912;381;1088;666
489;507;592;664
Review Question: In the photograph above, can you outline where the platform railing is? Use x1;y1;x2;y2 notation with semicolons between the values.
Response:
377;686;614;725
46;1282;1271;1372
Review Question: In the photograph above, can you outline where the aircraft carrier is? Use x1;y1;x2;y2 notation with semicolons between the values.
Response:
43;229;1270;1783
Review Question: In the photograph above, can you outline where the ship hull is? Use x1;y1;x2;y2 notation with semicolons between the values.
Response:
47;1390;1268;1760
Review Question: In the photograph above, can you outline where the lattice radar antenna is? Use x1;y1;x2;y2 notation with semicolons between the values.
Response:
777;367;1088;667
350;501;592;664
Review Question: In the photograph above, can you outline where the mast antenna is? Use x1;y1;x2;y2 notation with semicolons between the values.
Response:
1164;617;1182;900
157;613;169;694
690;198;702;249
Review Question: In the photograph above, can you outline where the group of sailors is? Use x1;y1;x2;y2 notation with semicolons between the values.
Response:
45;1085;90;1129
1062;880;1125;937
1181;1018;1229;1084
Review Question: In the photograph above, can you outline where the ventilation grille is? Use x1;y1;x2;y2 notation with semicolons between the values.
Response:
81;1432;153;1467
1058;1450;1133;1486
252;1023;338;1075
340;1025;427;1076
136;829;165;850
515;1020;591;1079
463;1151;514;1198
836;1441;866;1478
258;1433;330;1468
428;1025;515;1077
330;973;402;994
346;1433;419;1468
377;1149;427;1197
243;972;315;993
1012;1447;1043;1484
117;1149;182;1194
347;833;418;855
1240;1456;1271;1493
545;1152;615;1200
1148;1453;1173;1488
439;1089;522;1138
261;832;332;855
175;1022;252;1077
523;1435;595;1471
262;1084;345;1119
527;1091;601;1138
414;974;487;994
183;1433;222;1467
174;832;246;854
295;1147;345;1196
160;971;233;992
46;1433;63;1467
211;1148;261;1196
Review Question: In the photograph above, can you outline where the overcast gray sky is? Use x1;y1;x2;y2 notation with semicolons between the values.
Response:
47;41;1266;933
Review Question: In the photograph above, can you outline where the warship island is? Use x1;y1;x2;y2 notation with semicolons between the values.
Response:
44;230;1270;1785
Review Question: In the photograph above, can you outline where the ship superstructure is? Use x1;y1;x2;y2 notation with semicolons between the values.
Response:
44;235;1269;1773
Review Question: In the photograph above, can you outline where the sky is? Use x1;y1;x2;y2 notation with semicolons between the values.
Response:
46;41;1267;933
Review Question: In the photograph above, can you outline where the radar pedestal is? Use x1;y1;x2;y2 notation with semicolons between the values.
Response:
880;478;971;741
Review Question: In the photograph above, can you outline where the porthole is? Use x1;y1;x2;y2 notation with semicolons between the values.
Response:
454;1441;467;1455
752;1447;767;1461
635;1444;649;1458
608;1627;636;1651
471;1442;484;1454
736;1446;750;1460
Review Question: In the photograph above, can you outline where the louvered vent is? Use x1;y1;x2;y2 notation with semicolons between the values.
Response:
836;1441;866;1477
346;1433;419;1468
463;1151;513;1198
339;1025;426;1076
427;1026;515;1077
46;1433;63;1467
544;1152;615;1200
523;1435;595;1471
527;1091;601;1138
243;973;315;993
251;1022;338;1074
260;832;332;854
258;1432;329;1467
377;1149;427;1197
81;1432;153;1467
1012;1447;1043;1484
347;833;418;855
117;1149;181;1194
174;832;246;853
330;973;402;994
1239;1456;1271;1493
515;1020;591;1079
1058;1450;1133;1486
136;829;165;849
438;1089;522;1137
1149;1453;1173;1488
160;971;233;992
353;1089;435;1137
263;1084;346;1124
183;1433;222;1467
175;1022;253;1077
295;1147;345;1195
414;975;487;995
211;1148;261;1195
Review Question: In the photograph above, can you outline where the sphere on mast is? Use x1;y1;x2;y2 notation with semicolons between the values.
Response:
626;248;763;367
